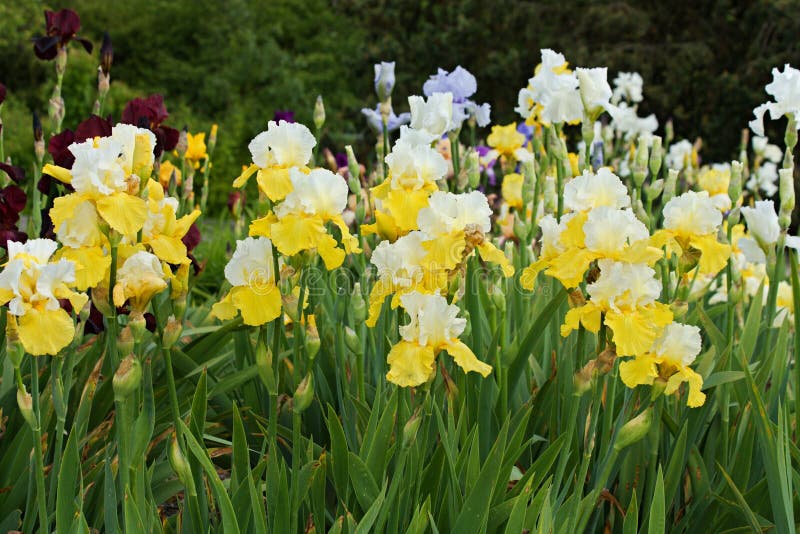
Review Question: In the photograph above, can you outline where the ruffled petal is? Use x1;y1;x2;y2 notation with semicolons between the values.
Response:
256;167;293;202
477;241;514;277
231;285;282;326
232;163;259;188
386;340;436;387
18;308;75;356
96;193;148;236
444;339;492;377
618;354;658;389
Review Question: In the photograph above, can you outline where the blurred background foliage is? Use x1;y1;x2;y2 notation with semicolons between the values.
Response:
2;0;800;209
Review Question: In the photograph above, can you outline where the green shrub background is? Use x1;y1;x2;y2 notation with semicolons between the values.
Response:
2;0;799;209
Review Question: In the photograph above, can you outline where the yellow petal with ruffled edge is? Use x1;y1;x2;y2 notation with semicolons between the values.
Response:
665;366;706;407
386;340;436;387
618;354;658;388
211;292;238;321
361;210;399;241
96;193;148;236
546;247;596;289
0;287;14;306
174;209;201;238
331;216;362;254
232;163;258;188
41;164;73;185
560;211;588;249
18;308;75;356
257;167;293;202
422;230;466;271
477;242;514;277
520;258;547;290
57;246;111;290
444;340;492;377
561;303;602;337
383;189;430;234
148;235;189;265
316;233;346;270
249;212;278;238
231;284;282;326
50;192;86;230
270;214;324;257
626;241;665;266
605;307;667;357
692;234;731;275
366;279;394;328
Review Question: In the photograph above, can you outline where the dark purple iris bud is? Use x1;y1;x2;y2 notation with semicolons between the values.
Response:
0;184;27;249
273;110;295;123
335;152;348;169
0;83;6;106
100;32;113;75
33;9;93;60
33;111;43;143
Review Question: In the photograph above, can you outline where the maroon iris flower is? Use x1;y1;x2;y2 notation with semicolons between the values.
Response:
40;115;113;194
182;223;203;274
0;163;26;185
0;185;27;249
121;95;179;157
33;9;93;61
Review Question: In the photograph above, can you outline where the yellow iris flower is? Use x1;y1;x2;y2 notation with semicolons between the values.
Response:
212;237;283;326
619;322;706;407
140;180;201;265
249;168;360;270
386;292;491;387
233;120;316;202
0;240;87;355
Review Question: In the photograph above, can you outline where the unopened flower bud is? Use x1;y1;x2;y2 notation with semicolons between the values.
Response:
633;197;649;226
48;95;65;129
163;315;182;349
345;145;361;186
293;372;314;414
91;286;113;317
6;315;24;369
633;137;650;188
129;312;147;343
169;435;197;496
543;176;557;214
100;32;113;75
665;120;674;145
573;360;596;396
344;326;361;355
113;354;142;400
614;407;652;451
97;67;110;98
729;161;743;205
779;168;795;228
663;169;678;204
644;178;664;202
17;387;37;430
255;341;276;394
374;61;396;102
351;283;366;322
208;124;218;153
489;285;506;313
785;114;798;151
649;136;663;177
513;213;529;241
465;150;481;189
116;325;135;355
402;408;422;449
176;128;189;157
305;326;320;360
313;95;326;130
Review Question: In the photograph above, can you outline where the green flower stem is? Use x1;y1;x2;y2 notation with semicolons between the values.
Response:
30;356;49;533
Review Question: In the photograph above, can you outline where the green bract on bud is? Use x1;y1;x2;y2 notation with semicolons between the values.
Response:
345;145;361;192
779;168;795;229
573;360;596;396
344;326;361;355
633;197;649;226
513;213;530;241
169;435;197;496
293;373;314;414
785;114;798;151
649;136;663;177
489;285;506;314
6;315;24;369
162;315;182;349
305;327;321;360
663;169;679;204
543;176;557;214
17;387;37;430
402;409;422;449
129;312;147;343
113;355;142;401
351;283;367;322
314;95;326;130
465;150;481;189
522;159;536;204
116;325;135;355
255;341;277;394
176;127;189;157
729;160;743;204
665;119;674;145
632;136;650;188
644;178;664;202
614;407;652;451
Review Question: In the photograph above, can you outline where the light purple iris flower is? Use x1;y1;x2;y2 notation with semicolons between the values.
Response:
422;66;491;129
361;104;411;134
